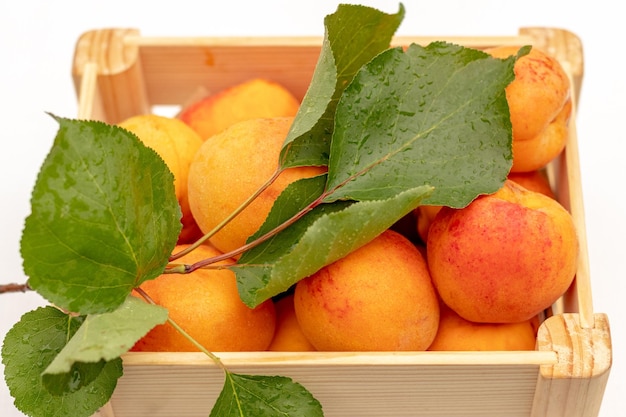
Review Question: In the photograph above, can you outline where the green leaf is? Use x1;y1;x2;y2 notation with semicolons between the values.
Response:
324;42;518;207
1;306;122;417
235;183;432;307
21;116;182;315
280;3;405;168
210;371;323;417
42;360;108;396
42;296;167;392
235;36;518;307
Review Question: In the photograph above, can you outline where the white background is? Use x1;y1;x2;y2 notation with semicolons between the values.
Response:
1;1;623;416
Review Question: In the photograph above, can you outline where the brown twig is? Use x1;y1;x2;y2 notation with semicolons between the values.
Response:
0;282;32;294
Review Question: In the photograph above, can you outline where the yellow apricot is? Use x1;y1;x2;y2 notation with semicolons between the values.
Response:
187;117;325;255
131;244;276;352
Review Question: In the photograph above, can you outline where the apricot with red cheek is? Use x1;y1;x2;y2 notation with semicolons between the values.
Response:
426;180;578;323
294;229;439;351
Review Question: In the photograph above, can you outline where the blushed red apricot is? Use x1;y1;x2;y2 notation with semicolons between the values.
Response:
427;180;578;323
294;229;440;351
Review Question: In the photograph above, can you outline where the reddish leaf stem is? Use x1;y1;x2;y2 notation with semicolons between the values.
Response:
168;190;328;274
0;282;32;294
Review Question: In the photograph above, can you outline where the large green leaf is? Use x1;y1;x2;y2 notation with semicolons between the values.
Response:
324;42;519;207
210;372;323;417
233;42;521;307
21;116;182;315
42;296;167;393
234;180;432;307
1;307;122;417
280;3;405;168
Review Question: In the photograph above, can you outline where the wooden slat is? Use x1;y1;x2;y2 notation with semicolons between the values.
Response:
120;350;558;367
131;33;537;108
137;43;320;106
110;361;542;417
76;61;101;120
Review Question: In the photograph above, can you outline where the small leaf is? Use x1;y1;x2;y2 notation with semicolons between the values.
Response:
235;184;432;307
280;3;405;168
210;371;323;417
325;42;518;207
42;296;167;382
1;306;122;417
22;116;181;315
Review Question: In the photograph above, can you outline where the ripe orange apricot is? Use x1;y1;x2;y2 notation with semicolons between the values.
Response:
486;46;570;142
427;180;578;323
508;169;555;199
415;205;443;244
486;46;571;172
187;117;326;255
178;78;301;141
428;302;538;351
117;114;204;244
267;293;316;352
131;243;276;352
293;229;440;351
511;99;572;172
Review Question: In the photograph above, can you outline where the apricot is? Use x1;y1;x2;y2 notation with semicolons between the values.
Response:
415;205;443;243
508;169;555;199
117;114;203;244
511;99;572;172
131;244;276;352
187;117;326;255
293;229;440;351
427;180;578;323
486;46;570;142
486;46;571;172
267;294;316;352
178;78;301;141
428;302;538;351
416;169;555;243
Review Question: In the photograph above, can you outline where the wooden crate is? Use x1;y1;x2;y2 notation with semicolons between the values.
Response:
72;27;612;417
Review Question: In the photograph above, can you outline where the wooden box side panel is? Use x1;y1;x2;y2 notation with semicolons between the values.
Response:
133;33;544;109
138;44;321;107
108;363;540;417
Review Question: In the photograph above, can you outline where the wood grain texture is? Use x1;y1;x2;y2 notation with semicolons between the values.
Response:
532;313;612;417
72;28;150;123
108;361;542;417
